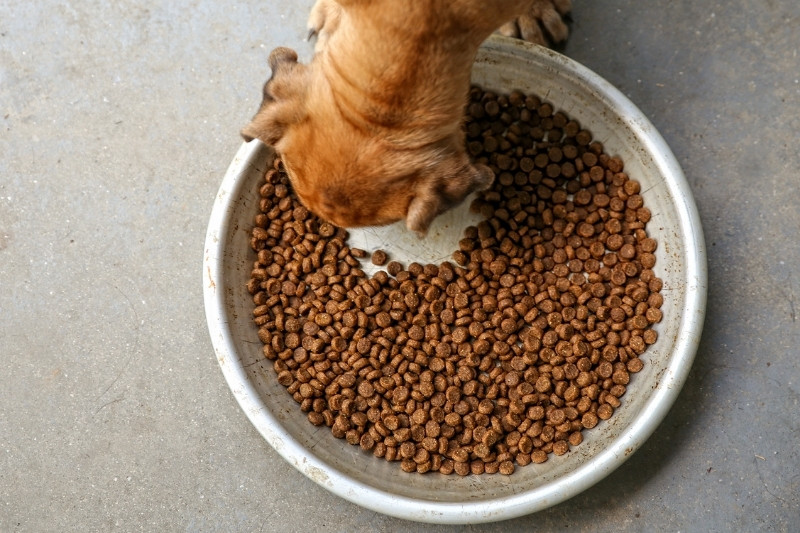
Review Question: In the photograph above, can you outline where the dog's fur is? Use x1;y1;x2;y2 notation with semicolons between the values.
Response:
242;0;570;236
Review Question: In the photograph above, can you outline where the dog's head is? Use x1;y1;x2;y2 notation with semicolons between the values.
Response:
242;47;494;236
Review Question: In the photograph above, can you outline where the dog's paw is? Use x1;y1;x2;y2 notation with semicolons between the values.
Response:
499;0;571;46
307;0;342;50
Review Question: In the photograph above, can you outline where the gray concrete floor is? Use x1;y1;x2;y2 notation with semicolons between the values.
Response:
2;0;799;531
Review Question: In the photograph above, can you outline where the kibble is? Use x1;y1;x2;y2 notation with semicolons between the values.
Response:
371;249;388;266
247;87;663;475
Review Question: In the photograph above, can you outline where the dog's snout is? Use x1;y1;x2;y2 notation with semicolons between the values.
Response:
240;131;254;143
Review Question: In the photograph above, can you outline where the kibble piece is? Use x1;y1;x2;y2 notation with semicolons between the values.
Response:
371;250;388;266
499;461;515;475
627;358;644;373
581;412;599;429
597;404;614;420
612;369;630;385
531;450;548;464
552;440;569;456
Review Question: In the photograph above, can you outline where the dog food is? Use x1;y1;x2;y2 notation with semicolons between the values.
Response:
246;87;663;475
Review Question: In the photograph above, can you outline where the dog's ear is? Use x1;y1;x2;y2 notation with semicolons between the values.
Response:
241;47;308;146
267;46;299;72
406;163;494;237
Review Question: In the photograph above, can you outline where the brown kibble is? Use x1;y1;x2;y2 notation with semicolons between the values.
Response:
371;250;388;266
563;385;579;402
249;86;662;475
453;292;469;309
552;440;569;456
547;409;566;425
473;442;490;459
623;179;639;194
643;329;659;345
535;376;552;393
452;447;469;463
619;244;636;260
444;412;461;427
646;307;663;323
478;399;494;415
453;461;470;476
400;459;417;473
499;461;515;475
612;369;630;385
627;358;644;373
399;441;416;459
358;380;375;398
527;405;545;421
582;412;599;429
470;461;486;475
531;450;548;464
597;404;614;420
386;261;403;276
629;336;646;354
640;253;656;269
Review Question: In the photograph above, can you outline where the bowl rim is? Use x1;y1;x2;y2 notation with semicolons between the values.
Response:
203;34;707;524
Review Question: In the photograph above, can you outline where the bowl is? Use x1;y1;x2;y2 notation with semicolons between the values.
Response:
203;34;707;524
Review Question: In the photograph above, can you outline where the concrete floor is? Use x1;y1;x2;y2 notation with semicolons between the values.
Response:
2;0;799;531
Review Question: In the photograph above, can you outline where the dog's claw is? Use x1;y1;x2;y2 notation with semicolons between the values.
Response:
307;0;342;51
503;0;571;46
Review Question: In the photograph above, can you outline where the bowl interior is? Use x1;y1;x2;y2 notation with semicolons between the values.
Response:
204;35;706;523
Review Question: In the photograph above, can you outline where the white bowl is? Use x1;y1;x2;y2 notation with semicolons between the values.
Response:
204;35;707;524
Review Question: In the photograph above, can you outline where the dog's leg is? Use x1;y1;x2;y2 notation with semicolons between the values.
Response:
499;0;571;46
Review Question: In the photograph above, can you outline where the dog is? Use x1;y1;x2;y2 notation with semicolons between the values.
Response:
241;0;571;236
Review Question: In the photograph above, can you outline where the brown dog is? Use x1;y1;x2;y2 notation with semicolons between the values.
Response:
242;0;570;236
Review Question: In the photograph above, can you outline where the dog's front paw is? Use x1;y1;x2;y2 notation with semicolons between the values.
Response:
499;0;571;47
307;0;342;50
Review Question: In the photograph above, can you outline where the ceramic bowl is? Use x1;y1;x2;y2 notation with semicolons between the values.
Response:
204;35;707;524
